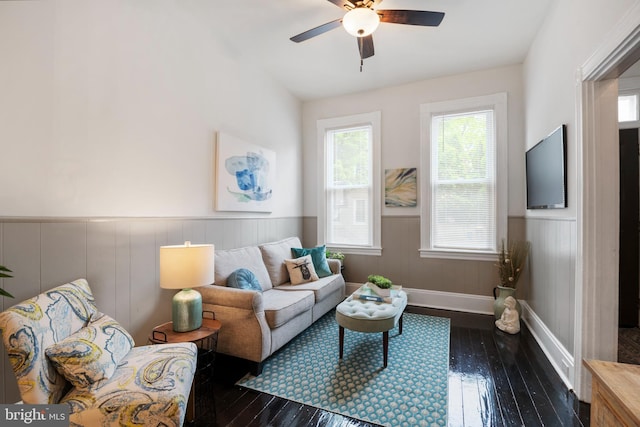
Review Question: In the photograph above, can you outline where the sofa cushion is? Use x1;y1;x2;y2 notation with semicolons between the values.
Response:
46;312;134;390
284;255;319;285
259;237;302;286
215;246;273;291
291;245;332;278
261;289;314;329
276;274;345;303
227;268;262;292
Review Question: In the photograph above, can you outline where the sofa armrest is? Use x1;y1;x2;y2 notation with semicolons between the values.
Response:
198;284;271;363
327;258;343;275
198;284;263;312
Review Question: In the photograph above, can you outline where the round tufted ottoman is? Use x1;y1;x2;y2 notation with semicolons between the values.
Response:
336;284;408;368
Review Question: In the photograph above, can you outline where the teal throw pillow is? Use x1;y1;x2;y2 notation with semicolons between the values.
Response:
291;245;332;278
227;268;262;291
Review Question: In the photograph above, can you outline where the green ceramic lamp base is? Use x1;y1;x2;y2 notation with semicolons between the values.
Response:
172;288;203;332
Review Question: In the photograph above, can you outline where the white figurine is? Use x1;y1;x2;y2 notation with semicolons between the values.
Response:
496;296;520;334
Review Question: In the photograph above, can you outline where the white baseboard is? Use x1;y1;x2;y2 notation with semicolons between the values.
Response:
520;301;575;390
345;282;575;391
345;282;495;315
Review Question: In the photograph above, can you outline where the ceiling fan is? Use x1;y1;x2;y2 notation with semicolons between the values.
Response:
290;0;445;71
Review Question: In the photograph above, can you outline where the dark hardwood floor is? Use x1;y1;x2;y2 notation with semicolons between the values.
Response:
192;307;590;426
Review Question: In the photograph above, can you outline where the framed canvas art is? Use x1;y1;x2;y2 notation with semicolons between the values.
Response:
385;168;417;207
216;132;275;212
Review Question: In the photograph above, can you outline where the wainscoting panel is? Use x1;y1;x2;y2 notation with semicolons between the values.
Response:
304;216;526;299
0;216;302;403
525;217;577;353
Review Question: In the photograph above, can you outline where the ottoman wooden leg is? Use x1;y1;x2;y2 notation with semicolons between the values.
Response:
383;330;389;368
399;313;404;335
339;326;344;359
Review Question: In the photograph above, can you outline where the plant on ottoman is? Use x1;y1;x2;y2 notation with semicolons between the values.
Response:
367;274;399;297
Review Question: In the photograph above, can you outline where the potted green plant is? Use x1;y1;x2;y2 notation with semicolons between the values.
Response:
493;239;530;319
366;274;400;297
0;265;14;298
325;250;345;262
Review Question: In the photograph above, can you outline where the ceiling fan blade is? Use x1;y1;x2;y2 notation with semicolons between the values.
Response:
378;10;445;26
358;35;374;59
326;0;354;10
290;19;342;43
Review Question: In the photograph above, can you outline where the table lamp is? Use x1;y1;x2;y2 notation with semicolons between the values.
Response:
160;241;215;332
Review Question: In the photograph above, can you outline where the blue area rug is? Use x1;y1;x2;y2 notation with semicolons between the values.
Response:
237;310;450;426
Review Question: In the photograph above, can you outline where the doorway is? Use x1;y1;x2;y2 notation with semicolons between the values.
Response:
618;127;639;328
576;10;640;400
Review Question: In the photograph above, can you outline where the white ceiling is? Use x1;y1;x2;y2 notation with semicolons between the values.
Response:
205;0;553;101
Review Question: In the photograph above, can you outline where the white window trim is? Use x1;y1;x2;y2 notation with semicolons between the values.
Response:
317;111;382;256
419;93;508;261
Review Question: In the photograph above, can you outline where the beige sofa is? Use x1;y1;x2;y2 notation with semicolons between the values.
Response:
199;237;345;374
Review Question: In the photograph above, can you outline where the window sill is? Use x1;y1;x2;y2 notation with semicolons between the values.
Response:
419;248;497;261
326;246;382;256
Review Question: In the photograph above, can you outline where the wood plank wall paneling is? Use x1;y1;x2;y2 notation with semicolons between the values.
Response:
303;215;526;298
0;217;302;403
526;217;577;352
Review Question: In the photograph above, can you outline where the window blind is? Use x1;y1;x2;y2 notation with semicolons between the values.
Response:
431;110;496;251
326;125;372;246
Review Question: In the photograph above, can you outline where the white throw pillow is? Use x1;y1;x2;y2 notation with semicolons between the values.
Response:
284;255;319;285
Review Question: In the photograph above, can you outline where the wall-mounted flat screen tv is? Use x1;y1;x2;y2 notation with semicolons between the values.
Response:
526;124;567;209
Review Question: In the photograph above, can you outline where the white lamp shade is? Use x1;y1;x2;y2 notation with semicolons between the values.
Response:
342;8;380;37
160;242;215;290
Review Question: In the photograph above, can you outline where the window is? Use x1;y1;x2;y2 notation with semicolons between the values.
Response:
353;199;367;224
317;111;381;255
419;94;507;260
619;93;639;122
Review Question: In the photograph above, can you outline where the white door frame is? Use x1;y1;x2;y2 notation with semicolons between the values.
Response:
575;3;640;400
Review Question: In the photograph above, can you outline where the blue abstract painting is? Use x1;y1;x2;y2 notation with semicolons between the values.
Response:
216;133;275;212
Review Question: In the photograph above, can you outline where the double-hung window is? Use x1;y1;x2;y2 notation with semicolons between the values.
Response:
419;93;507;260
317;111;381;255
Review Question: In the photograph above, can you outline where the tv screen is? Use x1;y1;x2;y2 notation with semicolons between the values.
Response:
526;124;567;209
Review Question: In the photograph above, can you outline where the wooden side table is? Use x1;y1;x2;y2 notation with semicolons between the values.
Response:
149;316;221;423
584;359;640;426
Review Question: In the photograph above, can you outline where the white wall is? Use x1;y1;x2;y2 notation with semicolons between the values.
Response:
524;0;638;219
523;0;639;392
0;0;302;218
302;64;526;218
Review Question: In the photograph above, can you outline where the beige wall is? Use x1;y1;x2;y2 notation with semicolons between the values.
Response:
0;217;302;403
304;216;527;298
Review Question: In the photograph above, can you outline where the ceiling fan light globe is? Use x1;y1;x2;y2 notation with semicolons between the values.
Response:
342;8;380;37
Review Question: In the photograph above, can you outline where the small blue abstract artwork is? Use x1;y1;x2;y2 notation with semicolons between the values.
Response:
216;133;275;212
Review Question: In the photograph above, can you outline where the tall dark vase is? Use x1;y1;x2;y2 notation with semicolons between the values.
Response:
493;286;522;319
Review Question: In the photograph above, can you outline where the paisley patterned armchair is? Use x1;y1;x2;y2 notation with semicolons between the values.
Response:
0;279;197;426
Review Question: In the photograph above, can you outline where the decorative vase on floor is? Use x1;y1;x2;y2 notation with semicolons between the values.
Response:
493;286;522;319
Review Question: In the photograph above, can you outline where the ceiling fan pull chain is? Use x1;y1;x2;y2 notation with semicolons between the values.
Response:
358;36;364;71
